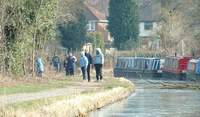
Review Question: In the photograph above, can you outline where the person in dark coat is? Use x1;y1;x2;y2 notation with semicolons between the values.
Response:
52;54;61;73
85;50;93;82
64;53;77;76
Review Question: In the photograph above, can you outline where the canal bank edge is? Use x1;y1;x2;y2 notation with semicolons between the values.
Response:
1;78;135;117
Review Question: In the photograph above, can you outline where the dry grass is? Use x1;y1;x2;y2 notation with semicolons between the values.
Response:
0;68;115;95
0;72;66;87
0;68;113;86
0;78;134;117
0;76;82;95
160;83;200;90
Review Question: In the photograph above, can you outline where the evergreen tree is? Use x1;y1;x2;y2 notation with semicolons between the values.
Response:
58;11;87;51
58;0;87;51
108;0;139;50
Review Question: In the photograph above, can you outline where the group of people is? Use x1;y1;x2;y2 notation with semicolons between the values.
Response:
64;53;77;76
68;48;104;82
35;48;104;82
80;48;104;82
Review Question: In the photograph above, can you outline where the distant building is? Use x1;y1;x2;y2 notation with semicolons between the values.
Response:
84;0;162;48
83;1;112;47
138;0;161;38
85;0;109;16
138;0;161;49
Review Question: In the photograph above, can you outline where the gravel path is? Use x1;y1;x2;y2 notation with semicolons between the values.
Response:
0;82;100;105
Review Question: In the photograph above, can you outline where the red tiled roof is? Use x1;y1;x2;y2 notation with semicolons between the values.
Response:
84;2;106;20
85;0;109;16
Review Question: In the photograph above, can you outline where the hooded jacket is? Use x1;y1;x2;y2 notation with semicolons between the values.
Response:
94;48;104;64
80;52;88;68
36;57;44;72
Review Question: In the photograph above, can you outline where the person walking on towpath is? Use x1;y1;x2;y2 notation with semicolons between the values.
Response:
94;48;104;81
80;52;88;81
85;50;93;82
64;53;77;76
36;56;44;77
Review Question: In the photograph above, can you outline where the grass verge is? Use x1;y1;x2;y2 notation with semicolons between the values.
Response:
1;78;135;117
0;76;82;95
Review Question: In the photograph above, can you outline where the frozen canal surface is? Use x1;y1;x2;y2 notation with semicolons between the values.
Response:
90;79;200;117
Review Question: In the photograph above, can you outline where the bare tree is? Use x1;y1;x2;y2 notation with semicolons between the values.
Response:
157;0;199;56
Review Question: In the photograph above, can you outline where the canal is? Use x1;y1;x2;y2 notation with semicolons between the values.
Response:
90;79;200;117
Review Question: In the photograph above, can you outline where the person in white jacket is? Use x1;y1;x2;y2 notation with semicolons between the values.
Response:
94;48;104;81
80;52;88;80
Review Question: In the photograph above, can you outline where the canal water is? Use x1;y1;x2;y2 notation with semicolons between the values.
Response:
90;79;200;117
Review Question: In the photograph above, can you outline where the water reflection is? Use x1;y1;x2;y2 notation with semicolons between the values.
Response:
90;84;200;117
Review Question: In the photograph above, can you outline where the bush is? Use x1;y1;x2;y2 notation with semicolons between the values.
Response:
86;32;105;50
120;39;139;50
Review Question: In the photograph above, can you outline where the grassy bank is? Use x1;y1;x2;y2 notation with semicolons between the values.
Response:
0;76;82;95
0;69;114;95
0;78;134;117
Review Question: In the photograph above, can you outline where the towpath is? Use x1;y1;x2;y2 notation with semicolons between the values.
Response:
1;78;199;105
0;82;101;105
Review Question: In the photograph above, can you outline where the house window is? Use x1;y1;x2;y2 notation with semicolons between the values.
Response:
144;22;153;30
87;21;96;31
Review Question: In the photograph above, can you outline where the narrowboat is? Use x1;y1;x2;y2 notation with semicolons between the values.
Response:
162;56;191;80
187;59;200;81
114;57;162;78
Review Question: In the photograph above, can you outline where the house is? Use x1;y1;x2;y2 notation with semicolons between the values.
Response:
138;0;161;49
84;0;162;48
83;0;112;47
138;0;161;38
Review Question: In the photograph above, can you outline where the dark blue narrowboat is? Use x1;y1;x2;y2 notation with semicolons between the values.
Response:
114;57;162;78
